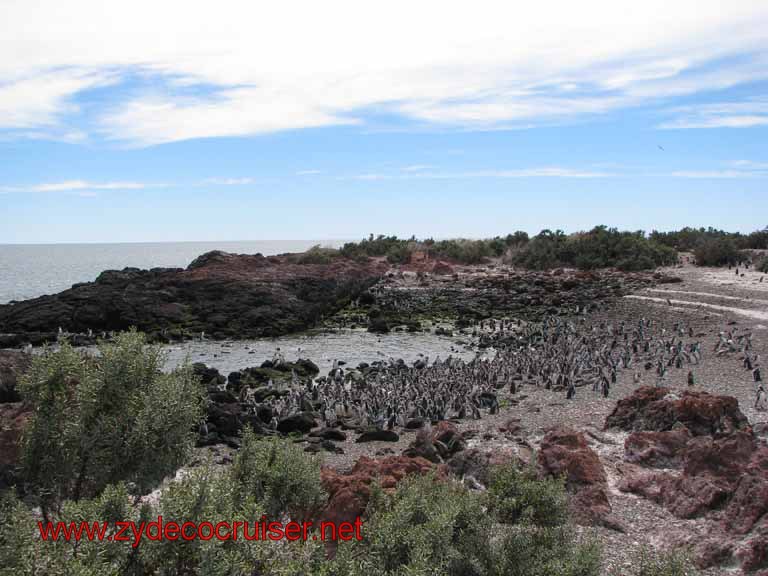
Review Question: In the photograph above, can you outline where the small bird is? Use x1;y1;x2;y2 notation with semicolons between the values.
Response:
658;145;665;151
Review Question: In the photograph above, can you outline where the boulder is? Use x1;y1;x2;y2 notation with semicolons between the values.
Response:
604;386;749;437
309;427;348;442
356;428;399;443
624;428;692;468
277;412;317;434
320;455;440;526
537;427;615;528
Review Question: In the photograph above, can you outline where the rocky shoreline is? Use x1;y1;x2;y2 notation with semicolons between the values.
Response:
0;249;673;348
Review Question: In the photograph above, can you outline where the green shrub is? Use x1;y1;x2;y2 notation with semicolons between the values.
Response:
0;484;135;576
229;429;326;519
693;238;739;266
18;331;204;515
332;471;601;576
332;474;495;576
620;547;697;576
295;245;340;264
486;462;568;527
512;226;677;271
140;434;328;576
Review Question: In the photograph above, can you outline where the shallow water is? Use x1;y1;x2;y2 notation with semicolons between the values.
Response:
161;328;484;375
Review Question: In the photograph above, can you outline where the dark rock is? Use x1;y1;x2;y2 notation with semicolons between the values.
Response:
367;315;390;334
206;402;242;437
355;428;399;443
309;427;348;442
277;412;317;434
0;252;387;342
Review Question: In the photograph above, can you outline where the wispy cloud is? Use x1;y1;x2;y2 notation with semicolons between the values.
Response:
296;170;322;176
671;160;768;178
200;177;255;186
0;180;149;193
658;99;768;129
1;1;767;144
342;167;614;181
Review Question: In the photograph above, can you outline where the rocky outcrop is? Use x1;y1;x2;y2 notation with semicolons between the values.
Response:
366;267;659;326
0;350;31;403
604;386;749;436
0;251;388;345
537;427;617;529
612;388;768;573
320;455;441;526
403;421;466;463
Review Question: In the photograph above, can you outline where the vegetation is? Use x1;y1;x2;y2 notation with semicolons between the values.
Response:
692;237;740;267
337;233;530;264
0;431;327;576
18;331;204;517
296;227;767;270
613;546;697;576
333;464;602;576
650;227;768;252
510;227;677;271
2;423;604;576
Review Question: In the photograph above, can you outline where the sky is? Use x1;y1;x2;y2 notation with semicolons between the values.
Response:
1;0;767;244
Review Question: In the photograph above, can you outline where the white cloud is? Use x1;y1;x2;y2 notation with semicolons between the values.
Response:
344;167;613;180
296;170;322;176
0;180;148;193
201;177;255;186
0;69;115;130
732;160;768;169
658;100;768;129
1;1;768;144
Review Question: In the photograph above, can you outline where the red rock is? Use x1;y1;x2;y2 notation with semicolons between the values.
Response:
538;427;614;528
320;455;440;526
605;386;749;437
624;428;692;468
538;427;607;487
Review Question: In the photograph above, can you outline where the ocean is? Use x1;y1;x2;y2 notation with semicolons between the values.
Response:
0;240;342;304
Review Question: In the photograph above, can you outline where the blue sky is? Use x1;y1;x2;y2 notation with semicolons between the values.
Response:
1;1;767;243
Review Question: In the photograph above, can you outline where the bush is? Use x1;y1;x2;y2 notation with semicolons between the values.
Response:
229;429;326;519
617;547;696;576
486;462;568;527
693;238;739;266
0;484;135;576
18;331;204;515
333;470;601;576
1;433;328;576
294;245;340;265
140;432;327;576
512;227;677;271
332;474;495;576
